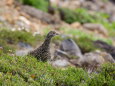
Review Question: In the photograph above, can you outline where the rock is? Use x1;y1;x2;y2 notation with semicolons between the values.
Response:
54;49;72;60
69;59;81;67
0;16;6;22
74;51;115;68
60;39;83;59
6;0;14;6
18;42;32;49
94;40;115;60
83;51;115;65
55;0;82;9
109;13;115;22
50;59;72;68
83;23;108;36
70;22;82;29
69;50;115;72
110;0;115;4
16;45;34;56
0;47;3;50
16;49;31;56
18;16;31;25
16;42;34;56
52;39;84;68
21;5;61;24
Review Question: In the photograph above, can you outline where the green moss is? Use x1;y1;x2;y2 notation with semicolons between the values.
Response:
0;54;114;85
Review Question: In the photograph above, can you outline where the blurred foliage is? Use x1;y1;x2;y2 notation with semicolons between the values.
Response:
59;27;112;44
0;54;114;85
58;27;112;53
87;63;115;86
74;37;98;53
0;0;114;85
0;29;39;45
0;29;44;54
102;22;115;37
58;7;115;36
59;8;107;24
0;28;112;55
20;0;48;12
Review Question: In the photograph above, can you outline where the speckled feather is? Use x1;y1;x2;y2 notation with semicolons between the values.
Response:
28;31;58;61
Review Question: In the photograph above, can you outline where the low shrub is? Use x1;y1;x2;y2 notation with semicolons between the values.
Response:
0;54;114;86
59;8;96;24
87;63;115;86
0;29;43;54
20;0;49;12
74;37;98;53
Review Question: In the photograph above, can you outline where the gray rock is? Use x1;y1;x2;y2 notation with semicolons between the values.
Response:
50;59;72;68
60;39;83;59
69;51;115;69
16;42;34;56
83;51;115;65
54;49;71;59
16;48;33;56
83;23;108;36
21;5;61;24
94;40;115;60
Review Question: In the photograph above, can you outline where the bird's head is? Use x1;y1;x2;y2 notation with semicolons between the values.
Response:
47;31;59;38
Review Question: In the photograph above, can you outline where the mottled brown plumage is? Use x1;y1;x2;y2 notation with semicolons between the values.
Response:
28;31;58;61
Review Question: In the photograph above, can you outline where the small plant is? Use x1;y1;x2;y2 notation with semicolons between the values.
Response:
74;36;98;53
0;29;43;54
20;0;49;12
87;63;115;86
59;8;98;24
0;54;114;85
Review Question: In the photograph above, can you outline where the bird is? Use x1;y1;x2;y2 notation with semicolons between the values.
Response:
28;31;58;61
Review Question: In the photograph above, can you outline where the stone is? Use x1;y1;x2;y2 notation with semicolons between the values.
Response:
21;5;61;24
6;0;14;6
70;22;82;29
50;59;72;68
76;51;115;68
69;51;115;70
94;40;115;60
60;39;83;59
83;51;115;65
83;23;108;36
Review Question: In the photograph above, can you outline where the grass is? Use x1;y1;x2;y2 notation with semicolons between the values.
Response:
0;29;44;54
0;54;114;86
58;7;115;37
0;27;113;55
0;27;114;85
20;0;49;12
59;8;108;24
43;27;113;53
59;27;113;43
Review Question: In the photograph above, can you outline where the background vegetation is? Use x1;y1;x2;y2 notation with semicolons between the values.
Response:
20;0;49;12
0;0;115;85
